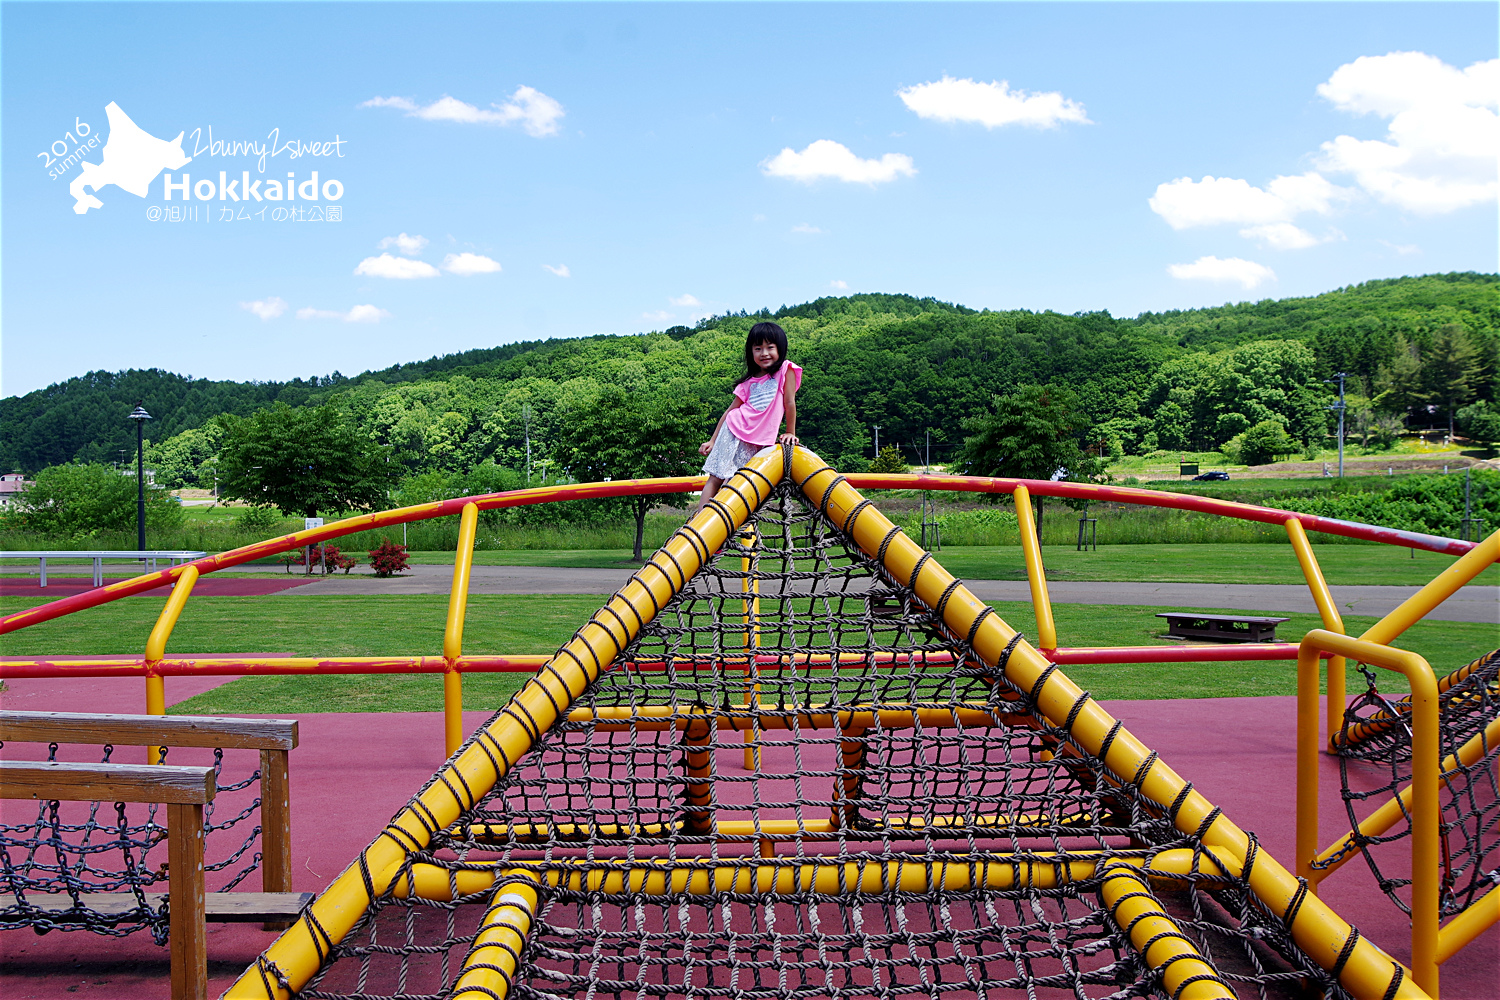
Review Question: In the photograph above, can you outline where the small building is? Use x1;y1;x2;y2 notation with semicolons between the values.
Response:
0;472;30;507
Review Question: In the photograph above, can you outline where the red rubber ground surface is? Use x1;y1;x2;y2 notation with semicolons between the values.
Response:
1;687;1494;999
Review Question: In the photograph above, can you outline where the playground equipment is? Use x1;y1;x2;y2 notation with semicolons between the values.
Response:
0;712;309;999
2;445;1495;999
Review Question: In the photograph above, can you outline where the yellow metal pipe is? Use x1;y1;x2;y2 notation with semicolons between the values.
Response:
788;451;1425;1000
742;526;761;771
1436;885;1498;965
144;565;197;762
450;876;540;1000
567;703;1005;731
222;449;784;1000
1361;530;1499;646
1285;518;1348;748
1098;862;1235;1000
1013;485;1057;650
442;503;479;758
1314;716;1500;879
393;846;1239;903
1294;630;1441;996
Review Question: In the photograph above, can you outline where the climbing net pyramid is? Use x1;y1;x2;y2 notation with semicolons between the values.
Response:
232;447;1416;1000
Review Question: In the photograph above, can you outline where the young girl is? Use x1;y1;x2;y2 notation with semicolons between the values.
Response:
694;322;802;515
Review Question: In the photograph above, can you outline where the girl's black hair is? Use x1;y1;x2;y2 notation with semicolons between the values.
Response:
738;322;788;385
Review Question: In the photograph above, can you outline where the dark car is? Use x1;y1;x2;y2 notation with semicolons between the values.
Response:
1193;470;1230;481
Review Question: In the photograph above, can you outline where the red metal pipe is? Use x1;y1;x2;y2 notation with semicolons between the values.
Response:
1046;644;1325;664
0;655;553;679
843;473;1479;557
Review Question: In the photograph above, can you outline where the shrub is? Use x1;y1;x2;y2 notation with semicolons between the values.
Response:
233;505;284;531
368;540;410;577
870;445;909;474
1238;421;1298;466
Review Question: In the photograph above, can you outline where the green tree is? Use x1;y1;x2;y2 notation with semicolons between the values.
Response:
955;385;1106;535
218;404;392;518
1456;400;1500;448
869;445;909;474
147;420;227;490
1421;323;1482;437
1238;420;1298;466
2;463;184;538
552;384;702;560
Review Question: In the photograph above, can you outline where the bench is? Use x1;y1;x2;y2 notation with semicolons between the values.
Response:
1155;612;1290;643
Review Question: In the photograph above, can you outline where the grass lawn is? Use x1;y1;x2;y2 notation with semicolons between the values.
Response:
4;593;1493;712
337;543;1497;587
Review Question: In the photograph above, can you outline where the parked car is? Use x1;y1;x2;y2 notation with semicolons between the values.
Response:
1192;470;1230;481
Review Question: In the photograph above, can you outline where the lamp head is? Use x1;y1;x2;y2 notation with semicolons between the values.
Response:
128;405;152;422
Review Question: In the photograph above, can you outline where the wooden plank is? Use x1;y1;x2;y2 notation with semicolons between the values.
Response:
168;802;207;1000
259;747;294;930
0;711;298;750
13;891;315;922
1;760;215;804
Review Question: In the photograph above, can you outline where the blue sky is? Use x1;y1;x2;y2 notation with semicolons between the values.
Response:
3;1;1496;396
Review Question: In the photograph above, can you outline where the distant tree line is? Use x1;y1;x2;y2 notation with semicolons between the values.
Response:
2;275;1495;510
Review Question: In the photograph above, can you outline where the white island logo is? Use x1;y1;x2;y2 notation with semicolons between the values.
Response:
69;102;190;214
51;102;347;223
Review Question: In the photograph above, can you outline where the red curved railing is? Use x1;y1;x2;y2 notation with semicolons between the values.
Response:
1;472;1479;635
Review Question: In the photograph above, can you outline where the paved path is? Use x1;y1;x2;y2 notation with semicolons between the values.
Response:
272;563;1499;624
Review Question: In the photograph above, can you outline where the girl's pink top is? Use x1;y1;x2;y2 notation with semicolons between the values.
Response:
726;362;802;446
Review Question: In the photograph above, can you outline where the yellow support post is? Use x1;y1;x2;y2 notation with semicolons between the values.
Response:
442;503;479;759
144;565;198;763
1284;519;1347;750
1013;486;1057;650
742;527;761;771
1295;630;1440;997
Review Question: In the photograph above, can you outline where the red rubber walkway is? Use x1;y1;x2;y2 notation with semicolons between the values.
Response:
2;688;1494;998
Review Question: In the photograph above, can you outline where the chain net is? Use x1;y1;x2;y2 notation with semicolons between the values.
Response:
0;742;267;944
1324;649;1499;918
299;480;1352;1000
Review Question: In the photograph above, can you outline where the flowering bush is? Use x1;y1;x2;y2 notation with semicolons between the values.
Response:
368;540;410;578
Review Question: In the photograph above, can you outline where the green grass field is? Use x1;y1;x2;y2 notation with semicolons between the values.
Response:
4;592;1493;712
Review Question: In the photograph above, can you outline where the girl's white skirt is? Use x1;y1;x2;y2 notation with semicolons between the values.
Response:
702;425;762;480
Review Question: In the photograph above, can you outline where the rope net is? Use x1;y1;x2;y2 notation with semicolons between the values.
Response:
1325;650;1500;918
295;476;1352;1000
0;742;266;943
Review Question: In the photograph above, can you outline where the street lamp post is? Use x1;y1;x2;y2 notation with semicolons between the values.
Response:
128;405;152;551
1326;373;1347;478
872;425;881;459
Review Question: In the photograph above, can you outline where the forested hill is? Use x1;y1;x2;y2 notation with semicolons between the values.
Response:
2;272;1494;475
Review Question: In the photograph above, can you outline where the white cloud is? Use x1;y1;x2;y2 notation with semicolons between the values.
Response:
543;264;571;277
1238;223;1322;250
240;297;287;321
642;310;673;323
377;233;428;255
669;294;700;307
1314;52;1498;213
362;86;565;137
1149;173;1351;230
830;280;849;290
1167;256;1276;290
297;304;391;323
791;223;824;234
441;252;502;276
762;140;916;185
1378;239;1422;256
355;253;440;279
898;76;1090;129
752;213;767;222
